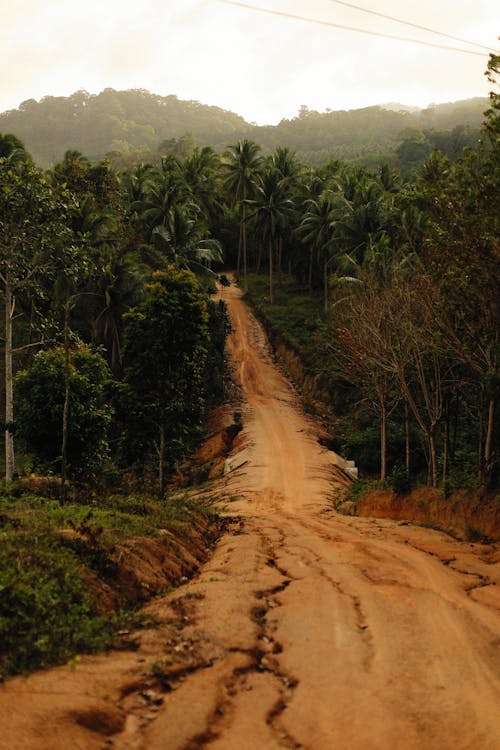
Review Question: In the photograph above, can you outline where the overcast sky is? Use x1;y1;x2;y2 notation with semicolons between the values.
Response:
1;0;498;124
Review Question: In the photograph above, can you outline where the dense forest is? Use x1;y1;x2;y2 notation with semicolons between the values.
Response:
0;87;488;171
0;55;498;497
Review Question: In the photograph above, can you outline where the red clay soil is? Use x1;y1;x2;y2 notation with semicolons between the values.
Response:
1;280;499;750
59;513;222;614
355;487;500;541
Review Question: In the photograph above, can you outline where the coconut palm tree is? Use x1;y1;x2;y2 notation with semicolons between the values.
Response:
223;140;262;290
183;146;223;229
300;192;338;311
249;169;292;304
134;158;188;242
88;248;146;371
150;205;222;272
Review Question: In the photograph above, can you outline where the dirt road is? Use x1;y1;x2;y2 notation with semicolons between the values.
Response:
2;282;500;750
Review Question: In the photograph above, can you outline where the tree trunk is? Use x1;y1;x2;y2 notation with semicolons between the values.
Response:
404;400;411;475
483;397;495;486
61;297;71;503
308;247;313;293
478;402;484;479
323;258;328;313
159;420;165;496
269;238;273;305
429;430;438;488
4;276;15;483
242;199;248;292
277;236;283;287
380;398;387;481
442;400;450;484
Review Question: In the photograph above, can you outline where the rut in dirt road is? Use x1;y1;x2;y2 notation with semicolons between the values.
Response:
1;281;499;750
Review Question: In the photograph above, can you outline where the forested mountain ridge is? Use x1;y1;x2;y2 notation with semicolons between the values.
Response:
0;87;489;168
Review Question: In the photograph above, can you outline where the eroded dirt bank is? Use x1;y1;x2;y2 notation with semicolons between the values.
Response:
353;487;500;542
0;282;499;750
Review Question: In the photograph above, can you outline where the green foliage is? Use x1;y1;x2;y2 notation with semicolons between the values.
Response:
389;464;411;494
14;345;113;478
344;477;389;505
0;132;29;160
205;299;232;404
0;90;487;169
0;524;112;677
0;487;218;678
122;268;213;485
245;273;322;358
1;64;496;497
342;424;384;475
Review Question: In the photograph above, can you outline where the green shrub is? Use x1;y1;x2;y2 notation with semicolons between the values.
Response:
389;464;411;494
14;345;113;479
0;488;219;678
0;532;112;677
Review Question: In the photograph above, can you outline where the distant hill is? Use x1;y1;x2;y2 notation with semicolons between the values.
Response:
381;103;421;113
0;88;489;168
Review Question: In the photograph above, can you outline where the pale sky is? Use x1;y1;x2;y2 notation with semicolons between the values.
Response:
1;0;498;124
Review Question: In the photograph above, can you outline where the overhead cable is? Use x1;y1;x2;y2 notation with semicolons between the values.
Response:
325;0;493;52
216;0;490;56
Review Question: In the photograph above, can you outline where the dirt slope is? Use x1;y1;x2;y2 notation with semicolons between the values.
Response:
1;282;499;750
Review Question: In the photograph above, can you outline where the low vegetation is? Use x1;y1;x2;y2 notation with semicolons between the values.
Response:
0;483;220;678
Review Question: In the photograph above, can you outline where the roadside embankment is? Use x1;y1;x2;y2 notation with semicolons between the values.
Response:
0;482;224;679
342;486;500;541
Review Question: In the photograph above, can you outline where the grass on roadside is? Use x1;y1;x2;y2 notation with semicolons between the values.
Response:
0;486;218;679
244;273;323;363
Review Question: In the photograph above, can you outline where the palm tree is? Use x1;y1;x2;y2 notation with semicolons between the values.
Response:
183;146;223;228
250;170;292;304
88;248;146;371
120;162;156;209
223;140;262;290
269;147;303;282
0;132;29;162
134;158;188;242
150;205;222;272
271;146;302;185
300;192;337;311
337;174;391;267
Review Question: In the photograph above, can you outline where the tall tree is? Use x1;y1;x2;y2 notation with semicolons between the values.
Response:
223;140;262;290
122;269;210;494
300;191;340;311
0;157;70;482
14;345;112;479
250;169;292;304
420;82;500;485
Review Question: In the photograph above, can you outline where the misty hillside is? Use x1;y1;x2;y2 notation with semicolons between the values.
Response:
0;88;489;168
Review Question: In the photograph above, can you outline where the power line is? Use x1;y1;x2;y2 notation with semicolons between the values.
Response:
216;0;490;57
325;0;493;52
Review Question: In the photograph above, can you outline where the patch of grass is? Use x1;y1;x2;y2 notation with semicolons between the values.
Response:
0;485;220;679
244;273;323;362
345;478;389;506
0;529;113;678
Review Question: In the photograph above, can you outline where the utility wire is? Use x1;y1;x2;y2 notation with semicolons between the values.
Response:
216;0;490;56
325;0;493;52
